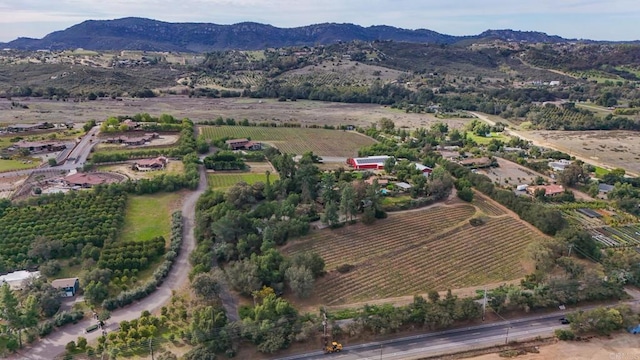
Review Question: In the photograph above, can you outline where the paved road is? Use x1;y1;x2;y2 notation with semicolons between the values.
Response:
10;166;208;360
0;126;101;179
276;313;570;360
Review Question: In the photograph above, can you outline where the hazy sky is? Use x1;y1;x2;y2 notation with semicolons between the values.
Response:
1;0;639;42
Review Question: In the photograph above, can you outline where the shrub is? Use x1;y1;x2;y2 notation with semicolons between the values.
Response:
469;218;485;226
76;337;87;349
555;329;575;341
65;341;76;352
336;264;355;274
38;320;55;337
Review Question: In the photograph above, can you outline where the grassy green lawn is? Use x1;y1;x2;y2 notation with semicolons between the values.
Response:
119;193;182;243
207;172;279;189
466;132;508;145
594;166;611;178
381;195;412;206
0;159;39;172
576;103;614;116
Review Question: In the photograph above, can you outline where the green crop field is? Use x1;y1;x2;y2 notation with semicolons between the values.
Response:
0;159;38;172
119;193;182;243
207;172;279;189
466;132;508;145
199;126;376;157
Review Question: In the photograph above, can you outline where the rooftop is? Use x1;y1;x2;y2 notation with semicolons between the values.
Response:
225;138;249;144
65;173;110;186
0;270;40;283
51;277;79;289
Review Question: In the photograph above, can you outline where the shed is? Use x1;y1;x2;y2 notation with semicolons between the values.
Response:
51;277;80;297
598;183;614;194
395;182;412;191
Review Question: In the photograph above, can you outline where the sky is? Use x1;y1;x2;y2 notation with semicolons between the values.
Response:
0;0;639;42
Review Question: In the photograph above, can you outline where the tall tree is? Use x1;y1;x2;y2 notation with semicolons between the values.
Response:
284;265;314;299
339;184;357;222
320;173;338;204
0;284;22;347
321;201;339;227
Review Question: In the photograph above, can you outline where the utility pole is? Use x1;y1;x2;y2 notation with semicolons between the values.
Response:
322;308;328;350
149;338;155;360
482;287;487;321
568;244;573;257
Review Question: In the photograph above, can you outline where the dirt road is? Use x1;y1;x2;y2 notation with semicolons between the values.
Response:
469;112;639;177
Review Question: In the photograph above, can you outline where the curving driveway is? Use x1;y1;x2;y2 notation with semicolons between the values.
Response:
10;166;208;360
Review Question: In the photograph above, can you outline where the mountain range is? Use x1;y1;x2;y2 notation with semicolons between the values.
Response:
0;17;626;52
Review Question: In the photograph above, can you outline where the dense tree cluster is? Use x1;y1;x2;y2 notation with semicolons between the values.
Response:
97;237;165;272
0;190;127;272
203;151;247;171
102;211;183;310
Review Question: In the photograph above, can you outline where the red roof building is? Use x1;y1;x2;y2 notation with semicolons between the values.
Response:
347;156;392;170
64;173;111;188
134;156;168;171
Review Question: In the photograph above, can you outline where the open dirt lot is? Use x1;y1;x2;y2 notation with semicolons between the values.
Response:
477;158;543;187
0;175;27;198
0;97;470;130
524;130;640;176
471;334;640;360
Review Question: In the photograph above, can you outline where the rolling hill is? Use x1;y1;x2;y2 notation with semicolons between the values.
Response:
0;17;587;52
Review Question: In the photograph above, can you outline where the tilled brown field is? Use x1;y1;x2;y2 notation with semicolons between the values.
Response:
0;97;470;130
283;202;543;305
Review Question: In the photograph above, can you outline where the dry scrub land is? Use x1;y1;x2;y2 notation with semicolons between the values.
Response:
284;200;542;305
472;333;640;360
200;125;376;157
0;97;471;129
526;130;640;175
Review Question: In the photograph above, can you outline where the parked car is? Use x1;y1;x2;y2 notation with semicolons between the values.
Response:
559;317;570;324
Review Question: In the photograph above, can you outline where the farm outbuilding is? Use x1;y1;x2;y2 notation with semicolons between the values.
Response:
414;163;433;176
347;155;392;170
51;277;80;297
0;270;40;291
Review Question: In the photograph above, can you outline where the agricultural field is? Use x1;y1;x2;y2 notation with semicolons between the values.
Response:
207;172;279;189
199;125;376;157
559;206;640;248
0;159;38;172
466;132;508;145
119;193;183;243
284;203;541;305
472;194;507;216
0;97;472;130
0;191;127;271
589;226;640;248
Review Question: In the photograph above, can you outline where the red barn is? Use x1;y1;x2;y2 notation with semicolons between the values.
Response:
347;156;392;170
